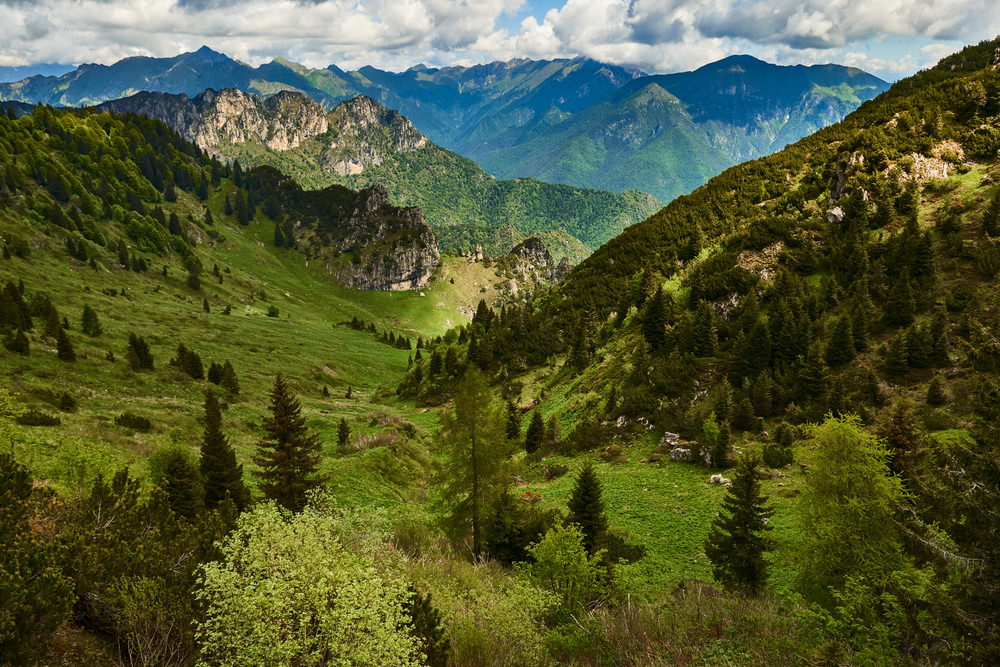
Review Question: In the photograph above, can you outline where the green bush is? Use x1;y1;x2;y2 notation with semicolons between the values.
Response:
15;409;61;426
115;412;151;432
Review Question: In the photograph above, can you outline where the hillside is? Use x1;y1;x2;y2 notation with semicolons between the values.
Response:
95;89;659;260
0;48;885;204
390;37;1000;663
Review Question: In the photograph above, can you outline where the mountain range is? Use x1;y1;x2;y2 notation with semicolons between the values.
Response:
94;88;658;260
0;47;889;202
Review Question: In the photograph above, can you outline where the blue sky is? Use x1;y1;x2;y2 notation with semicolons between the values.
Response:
0;0;996;81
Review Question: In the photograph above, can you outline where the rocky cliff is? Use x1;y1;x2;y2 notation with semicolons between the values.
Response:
250;167;439;291
323;95;427;176
97;88;329;156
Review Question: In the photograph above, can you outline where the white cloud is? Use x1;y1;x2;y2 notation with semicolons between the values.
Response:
0;0;995;76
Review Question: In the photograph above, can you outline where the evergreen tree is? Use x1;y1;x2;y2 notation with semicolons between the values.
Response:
926;375;947;405
55;326;75;361
345;385;352;399
567;461;608;557
797;343;827;402
253;375;324;512
544;414;563;451
715;419;732;467
162;449;202;521
981;187;1000;237
220;360;239;394
825;314;855;367
885;334;909;377
200;390;248;511
81;304;102;337
692;301;718;356
505;400;520;441
930;307;949;365
127;332;154;370
704;451;773;594
524;410;544;454
4;329;29;355
202;298;210;314
440;369;511;558
905;323;931;369
885;268;916;327
642;286;668;351
337;417;351;450
403;587;451;667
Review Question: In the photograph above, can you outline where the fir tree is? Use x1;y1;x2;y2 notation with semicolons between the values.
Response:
930;307;949;365
981;187;1000;237
55;326;75;361
642;285;668;351
80;304;102;337
253;374;324;512
885;268;916;327
692;301;718;356
202;298;210;314
345;385;352;399
704;451;773;594
162;449;203;521
825;314;855;367
337;417;351;450
926;375;947;405
200;390;248;511
403;586;451;667
885;334;908;377
715;419;732;467
505;400;520;441
567;461;608;557
127;332;154;370
544;414;563;451
220;360;239;394
524;410;544;454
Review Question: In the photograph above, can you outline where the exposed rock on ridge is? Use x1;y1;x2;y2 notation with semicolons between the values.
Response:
97;88;329;156
324;95;427;176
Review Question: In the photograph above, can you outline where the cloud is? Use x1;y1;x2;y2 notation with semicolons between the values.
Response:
0;0;995;77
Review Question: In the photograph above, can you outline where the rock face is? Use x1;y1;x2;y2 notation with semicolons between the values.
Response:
97;88;329;156
324;95;427;176
508;237;556;281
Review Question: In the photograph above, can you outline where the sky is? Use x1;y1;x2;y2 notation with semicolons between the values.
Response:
0;0;997;81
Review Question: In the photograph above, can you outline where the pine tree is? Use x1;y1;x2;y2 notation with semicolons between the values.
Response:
692;301;718;356
567;461;608;557
80;304;102;337
253;374;324;512
982;187;1000;237
544;414;563;451
930;307;949;365
524;410;544;454
825;314;855;367
55;326;75;361
337;417;351;450
704;451;773;594
202;297;210;313
715;419;732;467
200;390;248;511
4;328;29;355
162;449;203;521
885;334;908;377
345;385;352;399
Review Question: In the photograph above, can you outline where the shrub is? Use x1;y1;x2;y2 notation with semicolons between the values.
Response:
15;410;61;426
115;412;151;432
267;305;279;318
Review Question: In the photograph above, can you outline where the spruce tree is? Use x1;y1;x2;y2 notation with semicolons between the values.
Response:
642;286;668;351
337;417;351;450
403;586;451;667
825;314;855;367
220;360;239;394
926;375;947;405
127;333;154;370
524;410;544;454
885;334;908;377
715;419;732;467
692;301;718;356
162;449;203;521
80;304;102;337
505;400;520;441
885;268;916;327
253;374;324;512
704;451;773;594
200;390;248;511
982;187;1000;237
4;329;29;355
55;326;75;361
567;461;608;556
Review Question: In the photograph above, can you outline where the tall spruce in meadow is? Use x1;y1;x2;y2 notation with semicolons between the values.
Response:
927;375;947;405
825;314;855;367
200;390;248;511
81;304;102;337
524;410;544;454
505;400;520;441
440;369;511;558
162;449;203;521
55;326;75;361
220;360;239;394
567;461;608;557
642;285;668;352
337;418;351;450
127;332;154;370
4;328;29;355
693;301;718;356
704;451;773;594
886;334;909;377
981;187;999;237
930;307;949;365
253;374;324;512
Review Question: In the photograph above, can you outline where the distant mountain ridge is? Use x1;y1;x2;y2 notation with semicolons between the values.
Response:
93;88;659;260
0;47;889;202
